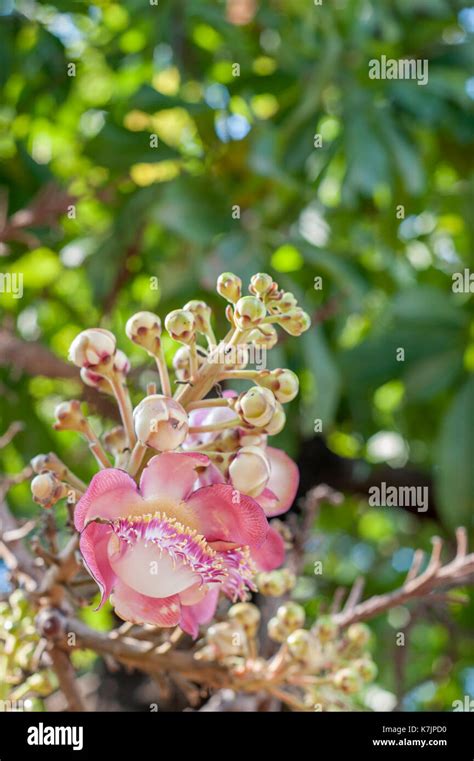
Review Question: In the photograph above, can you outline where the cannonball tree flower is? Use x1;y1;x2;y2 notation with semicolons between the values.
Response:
68;328;116;369
74;452;283;637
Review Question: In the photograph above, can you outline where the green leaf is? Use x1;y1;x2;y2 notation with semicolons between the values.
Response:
435;376;474;529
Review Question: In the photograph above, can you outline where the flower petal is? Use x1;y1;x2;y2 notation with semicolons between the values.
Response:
185;484;268;548
179;587;220;638
139;452;211;502
250;525;285;571
111;579;181;627
74;468;143;531
79;522;115;608
258;447;299;516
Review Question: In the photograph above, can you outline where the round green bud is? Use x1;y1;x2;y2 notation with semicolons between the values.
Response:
228;602;261;636
333;667;362;694
249;272;274;296
312;615;339;643
346;623;371;648
287;628;313;661
267;616;289;643
217;272;242;304
353;657;378;683
276;602;305;631
233;296;267;330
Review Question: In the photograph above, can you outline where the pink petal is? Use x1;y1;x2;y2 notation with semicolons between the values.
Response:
250;526;285;571
111;579;181;627
184;402;238;449
193;461;226;489
139;452;211;502
79;522;116;608
179;587;219;638
258;447;299;517
185;483;268;548
74;469;143;532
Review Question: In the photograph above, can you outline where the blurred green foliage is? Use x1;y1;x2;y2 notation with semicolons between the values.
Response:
0;0;473;711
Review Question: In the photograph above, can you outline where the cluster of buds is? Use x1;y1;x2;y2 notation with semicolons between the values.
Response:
195;599;377;711
31;271;310;503
0;590;55;708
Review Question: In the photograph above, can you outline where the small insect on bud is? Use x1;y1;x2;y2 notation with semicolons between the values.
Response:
183;300;213;336
217;272;242;304
249;272;274;297
278;309;311;336
261;402;286;436
267;616;289;643
312;615;339;643
276;602;305;632
256;570;288;597
53;400;86;432
103;426;127;456
165;309;195;344
235;386;276;428
286;629;313;662
346;623;371;649
206;622;247;657
233;296;266;330
31;472;65;508
228;602;261;637
248;324;278;349
133;395;188;451
353;657;378;683
257;368;299;404
80;367;112;394
228;445;270;498
125;311;162;354
333;667;362;694
68;328;116;369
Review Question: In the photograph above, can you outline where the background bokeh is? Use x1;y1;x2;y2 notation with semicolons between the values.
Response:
0;0;473;711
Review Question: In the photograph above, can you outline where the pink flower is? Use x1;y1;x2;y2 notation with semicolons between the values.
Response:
74;452;285;637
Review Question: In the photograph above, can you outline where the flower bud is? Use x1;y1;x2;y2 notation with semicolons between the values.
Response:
69;328;116;369
276;602;305;631
183;300;213;335
206;622;247;657
113;349;131;375
286;629;313;661
268;291;298;314
281;568;296;591
133;395;188;451
103;426;127;456
125;311;162;354
258;368;299;403
53;400;86;432
267;616;289;643
217;272;242;304
333;668;362;694
279;309;311;336
249;272;274;296
261;402;285;435
235;386;276;427
346;623;371;648
165;309;195;344
80;367;112;394
256;570;288;597
248;324;278;349
312;615;339;643
31;472;65;508
31;452;62;476
353;657;378;683
228;602;261;637
233;296;266;330
229;445;270;498
172;346;206;381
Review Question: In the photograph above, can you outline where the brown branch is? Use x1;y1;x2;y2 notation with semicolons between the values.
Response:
334;528;474;627
0;184;75;249
48;647;87;712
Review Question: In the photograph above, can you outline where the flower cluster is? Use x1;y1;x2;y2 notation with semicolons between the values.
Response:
30;273;310;638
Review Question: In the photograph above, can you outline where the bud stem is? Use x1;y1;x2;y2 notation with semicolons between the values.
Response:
217;370;260;382
188;417;241;434
109;374;137;449
127;441;147;477
185;398;231;411
154;345;172;397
